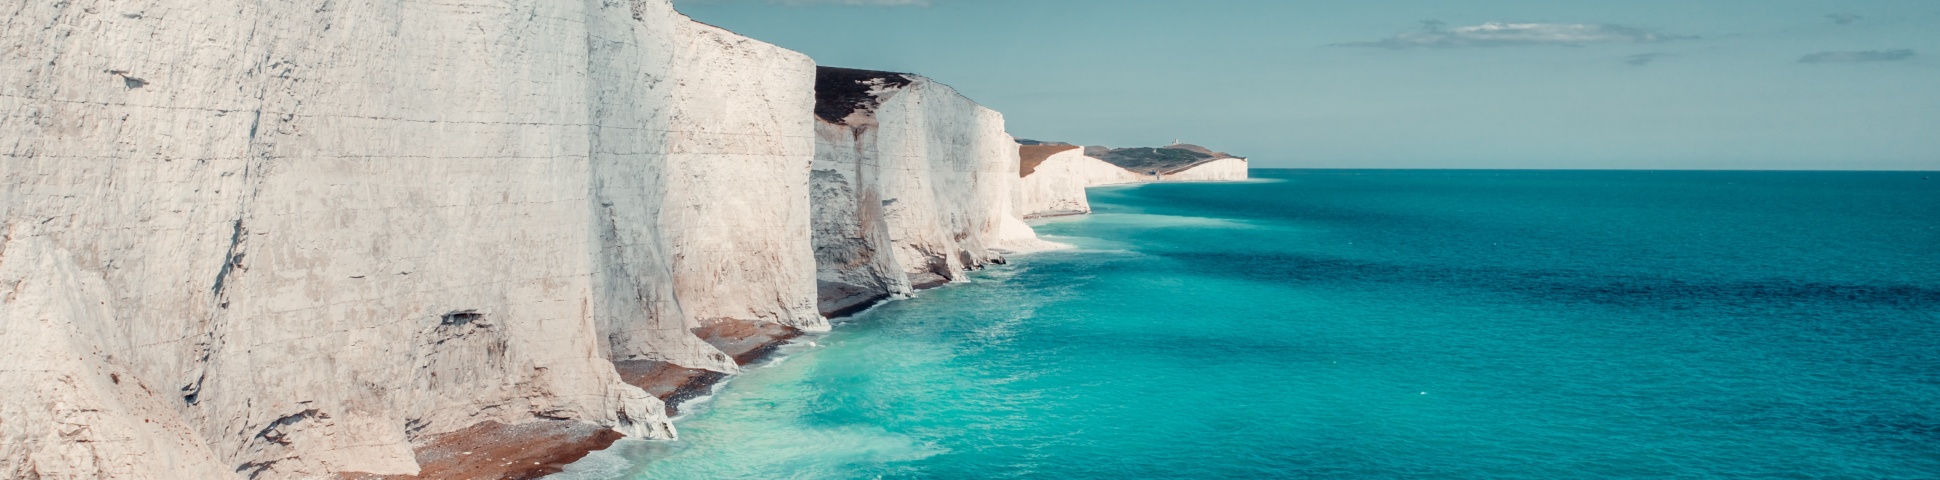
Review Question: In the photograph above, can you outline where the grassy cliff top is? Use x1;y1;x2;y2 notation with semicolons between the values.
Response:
1018;140;1246;176
1091;144;1245;174
1017;139;1073;146
815;67;913;125
1019;144;1083;177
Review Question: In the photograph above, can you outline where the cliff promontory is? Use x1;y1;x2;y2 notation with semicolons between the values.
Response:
1013;145;1145;218
1090;143;1251;181
810;67;1049;317
1013;142;1250;218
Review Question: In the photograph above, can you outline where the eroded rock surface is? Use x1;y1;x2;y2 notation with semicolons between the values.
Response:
1;1;1216;477
2;1;816;478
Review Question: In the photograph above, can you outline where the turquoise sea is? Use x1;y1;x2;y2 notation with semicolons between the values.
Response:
559;170;1940;479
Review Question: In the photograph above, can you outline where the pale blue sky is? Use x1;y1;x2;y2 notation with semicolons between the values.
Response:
678;0;1940;170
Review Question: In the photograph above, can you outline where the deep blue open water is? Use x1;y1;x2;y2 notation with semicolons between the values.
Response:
559;170;1940;479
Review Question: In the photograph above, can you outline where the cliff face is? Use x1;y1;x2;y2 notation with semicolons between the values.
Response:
1161;158;1251;182
658;19;826;348
1;1;816;478
1014;146;1145;218
809;68;1045;317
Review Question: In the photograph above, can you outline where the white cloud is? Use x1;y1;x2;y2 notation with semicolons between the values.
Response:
1339;21;1693;48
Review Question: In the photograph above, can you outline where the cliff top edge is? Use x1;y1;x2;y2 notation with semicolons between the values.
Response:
815;67;916;124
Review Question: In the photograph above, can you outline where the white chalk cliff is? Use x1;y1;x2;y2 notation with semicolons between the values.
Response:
1161;158;1251;182
809;68;1051;317
1013;145;1147;219
0;1;1249;477
1013;143;1251;219
1;0;823;478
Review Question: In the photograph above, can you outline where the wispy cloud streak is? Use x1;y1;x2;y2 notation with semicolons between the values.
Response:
1798;50;1915;63
1338;21;1693;48
1625;53;1665;66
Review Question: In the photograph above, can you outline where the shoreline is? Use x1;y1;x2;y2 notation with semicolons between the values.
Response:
333;187;1185;480
366;282;935;480
1023;210;1090;220
646;283;933;415
558;275;1007;477
337;319;820;480
336;421;626;480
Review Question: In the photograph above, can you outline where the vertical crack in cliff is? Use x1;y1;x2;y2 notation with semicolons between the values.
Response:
184;6;285;414
185;216;245;407
210;219;245;297
246;109;261;140
186;146;275;414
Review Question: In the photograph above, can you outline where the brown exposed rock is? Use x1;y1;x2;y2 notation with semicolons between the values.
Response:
614;361;727;417
342;318;814;480
1019;144;1082;177
694;319;805;366
336;421;623;480
609;319;806;418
